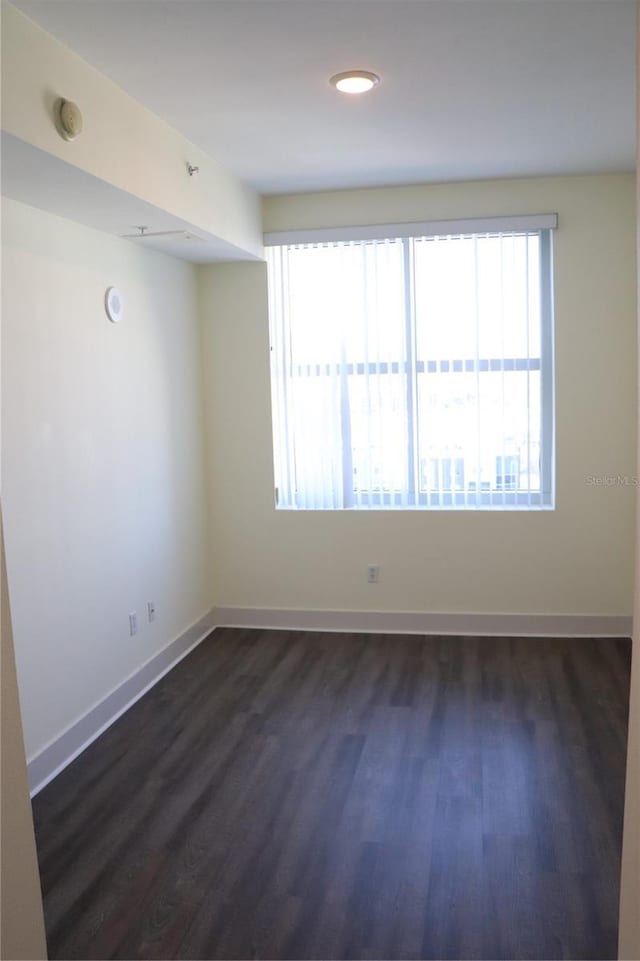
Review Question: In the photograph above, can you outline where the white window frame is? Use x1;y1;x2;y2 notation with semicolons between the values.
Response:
266;215;556;511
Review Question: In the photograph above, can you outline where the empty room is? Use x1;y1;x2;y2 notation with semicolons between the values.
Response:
1;1;640;960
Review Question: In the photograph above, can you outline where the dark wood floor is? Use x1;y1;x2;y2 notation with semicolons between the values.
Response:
32;629;631;961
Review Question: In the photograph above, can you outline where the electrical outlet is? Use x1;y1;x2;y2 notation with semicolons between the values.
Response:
367;564;380;583
147;601;155;623
129;612;137;636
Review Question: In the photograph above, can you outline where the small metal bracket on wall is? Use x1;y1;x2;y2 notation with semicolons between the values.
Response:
187;163;200;177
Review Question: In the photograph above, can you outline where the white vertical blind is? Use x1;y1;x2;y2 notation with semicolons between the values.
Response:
267;229;554;510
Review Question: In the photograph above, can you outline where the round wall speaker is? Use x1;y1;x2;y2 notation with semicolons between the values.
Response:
105;287;123;323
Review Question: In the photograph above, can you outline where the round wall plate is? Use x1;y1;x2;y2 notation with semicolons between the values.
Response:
105;287;123;323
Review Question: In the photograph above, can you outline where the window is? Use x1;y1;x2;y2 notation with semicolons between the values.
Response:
267;216;555;510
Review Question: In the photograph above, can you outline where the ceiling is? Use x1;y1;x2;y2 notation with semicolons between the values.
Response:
11;0;637;195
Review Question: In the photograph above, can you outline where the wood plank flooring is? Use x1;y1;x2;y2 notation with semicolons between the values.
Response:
32;629;632;960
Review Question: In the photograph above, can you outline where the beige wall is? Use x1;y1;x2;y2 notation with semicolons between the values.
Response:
617;15;640;953
2;197;211;760
201;174;637;617
1;513;47;960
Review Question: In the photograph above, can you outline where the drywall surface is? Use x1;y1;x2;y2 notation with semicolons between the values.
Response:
1;512;47;960
1;2;262;258
617;38;640;957
201;174;636;616
2;198;210;760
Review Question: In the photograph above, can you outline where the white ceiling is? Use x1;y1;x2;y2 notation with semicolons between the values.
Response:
11;0;637;195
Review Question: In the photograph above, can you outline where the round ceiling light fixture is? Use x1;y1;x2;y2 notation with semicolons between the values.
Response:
330;70;380;94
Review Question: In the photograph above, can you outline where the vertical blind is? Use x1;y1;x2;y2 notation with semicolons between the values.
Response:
267;226;554;510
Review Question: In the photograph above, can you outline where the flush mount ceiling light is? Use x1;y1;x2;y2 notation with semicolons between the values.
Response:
330;70;380;94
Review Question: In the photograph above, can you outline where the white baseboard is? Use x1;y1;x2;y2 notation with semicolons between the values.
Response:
212;606;632;639
28;610;216;797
